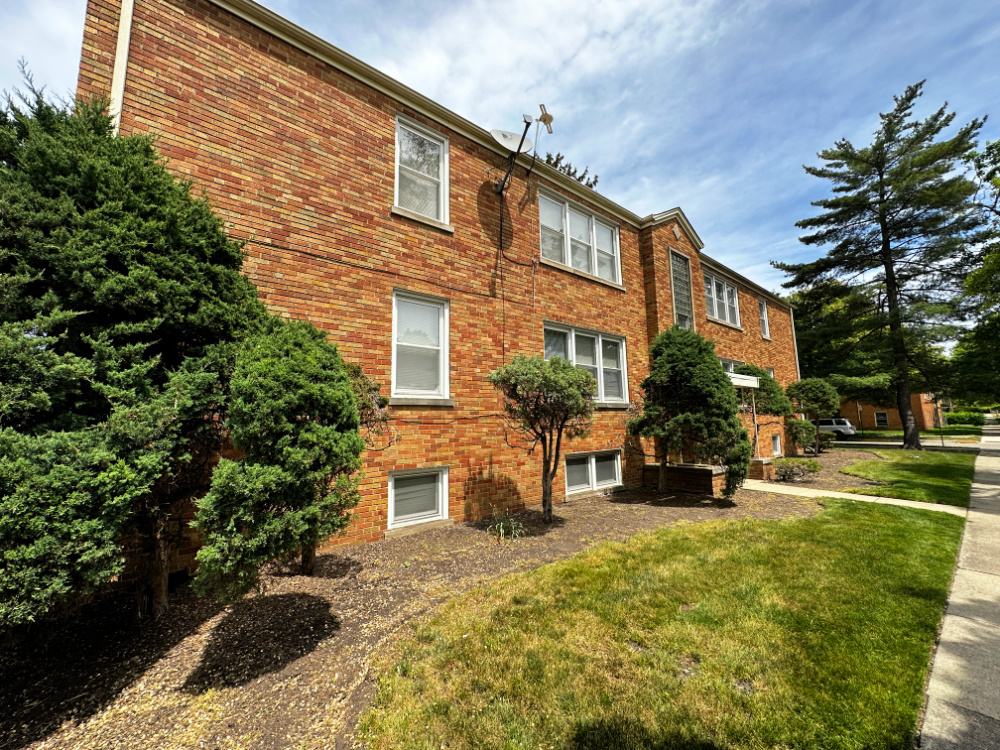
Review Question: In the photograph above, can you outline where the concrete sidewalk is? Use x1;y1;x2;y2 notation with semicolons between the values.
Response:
921;431;1000;748
741;478;966;517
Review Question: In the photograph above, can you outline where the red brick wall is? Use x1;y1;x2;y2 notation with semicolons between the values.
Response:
76;0;801;548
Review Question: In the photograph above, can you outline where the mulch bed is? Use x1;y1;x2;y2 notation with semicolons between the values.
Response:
771;449;885;492
2;487;819;750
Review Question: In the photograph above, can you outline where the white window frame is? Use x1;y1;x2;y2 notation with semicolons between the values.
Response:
543;323;629;403
766;367;775;378
718;357;745;374
758;298;770;338
538;190;621;285
388;467;449;529
875;411;889;428
565;451;622;495
771;433;782;457
391;290;450;399
394;115;450;224
704;270;741;327
670;250;695;330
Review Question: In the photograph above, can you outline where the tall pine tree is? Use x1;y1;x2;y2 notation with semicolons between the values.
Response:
776;82;986;449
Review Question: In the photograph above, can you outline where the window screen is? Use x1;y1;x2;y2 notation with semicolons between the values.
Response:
392;473;440;524
394;295;445;396
397;123;445;221
566;457;591;490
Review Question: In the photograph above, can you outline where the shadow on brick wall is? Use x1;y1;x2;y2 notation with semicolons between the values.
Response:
462;463;524;523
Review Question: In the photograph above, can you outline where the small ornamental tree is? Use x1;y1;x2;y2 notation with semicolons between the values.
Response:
489;356;595;523
785;418;817;456
785;378;840;456
193;320;365;602
628;327;751;498
733;363;792;454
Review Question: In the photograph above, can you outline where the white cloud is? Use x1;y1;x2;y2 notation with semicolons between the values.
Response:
0;0;86;101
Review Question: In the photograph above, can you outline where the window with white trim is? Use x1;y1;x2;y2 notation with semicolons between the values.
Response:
544;324;627;402
718;357;745;374
395;117;449;223
392;292;449;398
539;193;620;284
670;251;694;330
389;468;448;528
704;271;740;326
766;367;775;378
772;433;782;456
758;299;770;338
875;411;889;428
565;451;621;494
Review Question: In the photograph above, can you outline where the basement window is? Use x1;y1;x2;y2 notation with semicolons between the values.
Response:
566;451;621;494
395;116;449;224
875;412;889;428
389;468;449;528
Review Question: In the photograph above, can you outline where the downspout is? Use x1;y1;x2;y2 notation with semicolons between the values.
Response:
789;305;802;381
109;0;136;135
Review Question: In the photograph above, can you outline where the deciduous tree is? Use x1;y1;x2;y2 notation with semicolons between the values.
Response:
785;379;840;456
489;356;595;523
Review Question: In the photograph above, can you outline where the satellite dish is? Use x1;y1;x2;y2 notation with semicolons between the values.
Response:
490;129;533;154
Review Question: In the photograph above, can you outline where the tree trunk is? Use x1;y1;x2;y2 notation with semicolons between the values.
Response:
300;544;317;576
879;182;922;450
148;517;170;620
658;453;669;492
541;470;553;523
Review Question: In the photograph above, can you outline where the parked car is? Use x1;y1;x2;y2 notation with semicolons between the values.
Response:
813;418;858;438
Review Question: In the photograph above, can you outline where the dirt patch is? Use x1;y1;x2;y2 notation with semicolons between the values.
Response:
2;488;818;750
770;449;885;492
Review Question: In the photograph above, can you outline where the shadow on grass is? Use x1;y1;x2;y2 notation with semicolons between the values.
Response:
182;593;339;693
0;590;221;750
571;718;723;749
841;452;973;506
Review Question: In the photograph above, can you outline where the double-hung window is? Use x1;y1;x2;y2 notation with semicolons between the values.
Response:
539;193;620;284
566;451;621;494
544;324;627;402
670;251;694;330
758;299;770;338
704;271;740;326
392;292;449;398
395;117;449;223
718;357;744;374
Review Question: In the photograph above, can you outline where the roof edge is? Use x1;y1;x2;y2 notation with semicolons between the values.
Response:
638;207;705;250
699;252;790;308
209;0;643;226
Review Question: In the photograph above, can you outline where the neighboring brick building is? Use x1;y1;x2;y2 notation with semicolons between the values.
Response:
76;0;801;549
840;394;944;432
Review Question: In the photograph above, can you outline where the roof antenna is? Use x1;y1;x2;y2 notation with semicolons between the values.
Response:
490;105;554;194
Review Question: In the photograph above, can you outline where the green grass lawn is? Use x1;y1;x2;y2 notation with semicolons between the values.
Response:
839;449;976;507
840;426;982;440
357;501;963;750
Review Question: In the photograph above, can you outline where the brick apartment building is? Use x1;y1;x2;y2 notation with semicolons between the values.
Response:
840;394;944;432
76;0;801;548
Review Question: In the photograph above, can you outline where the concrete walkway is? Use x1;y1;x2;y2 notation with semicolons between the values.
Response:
742;478;967;517
921;430;1000;748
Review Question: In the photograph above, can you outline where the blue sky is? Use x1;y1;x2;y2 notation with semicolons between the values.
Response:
2;0;998;292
